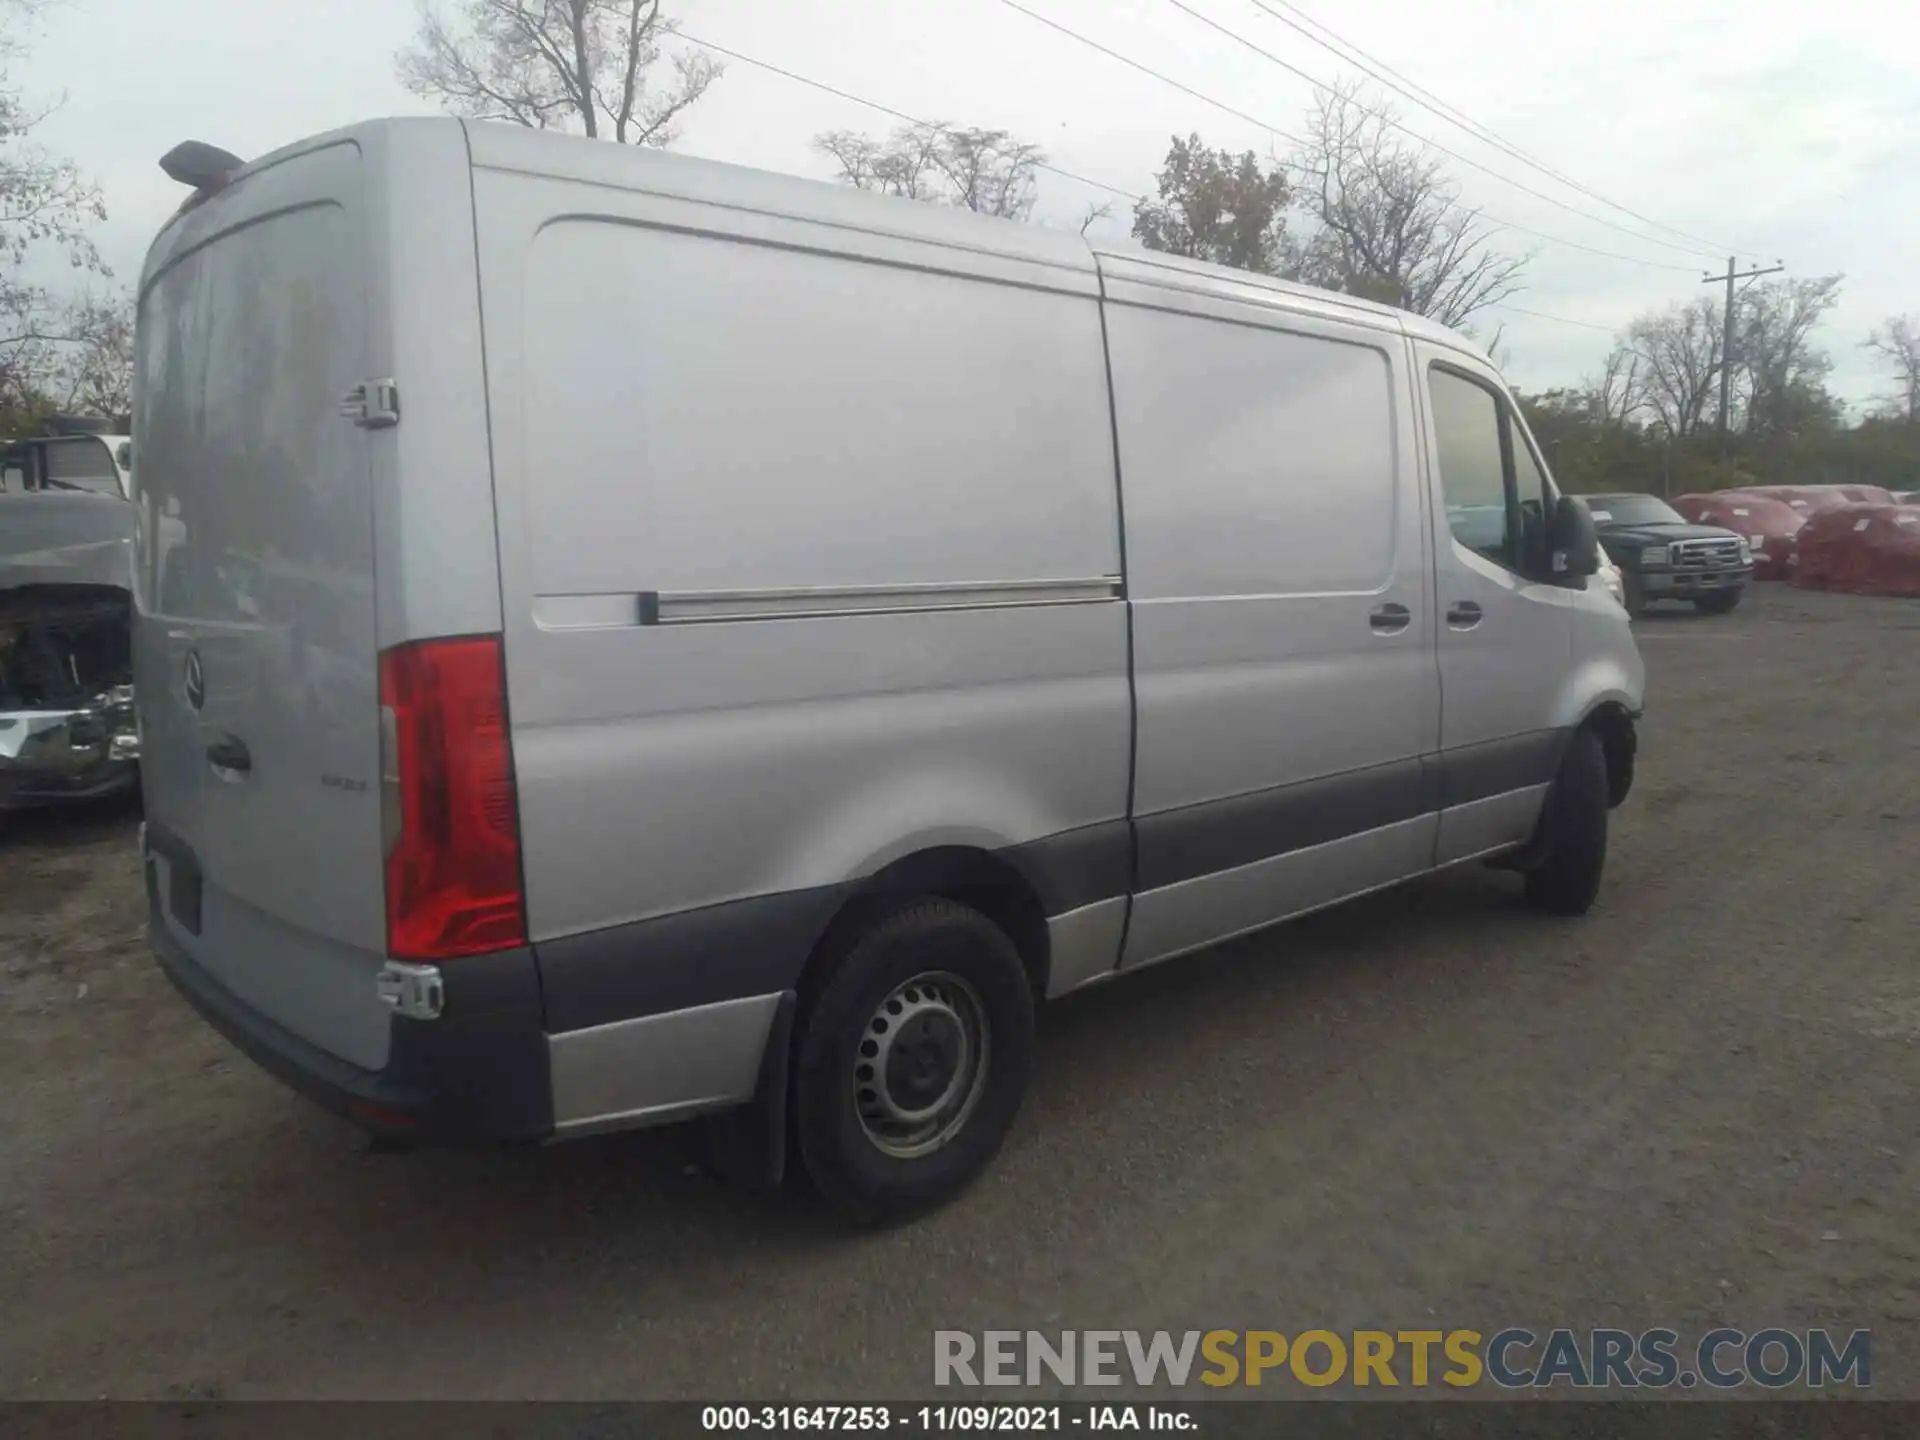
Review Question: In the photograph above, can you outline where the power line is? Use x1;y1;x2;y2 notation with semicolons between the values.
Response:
1254;0;1571;178
995;0;1706;274
1242;0;1747;257
994;0;1307;148
1474;221;1701;274
676;23;1699;278
644;32;1647;354
1485;303;1623;334
641;32;1655;355
674;29;1145;205
1160;0;1728;261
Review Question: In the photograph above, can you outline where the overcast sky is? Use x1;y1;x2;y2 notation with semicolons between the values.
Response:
26;0;1919;410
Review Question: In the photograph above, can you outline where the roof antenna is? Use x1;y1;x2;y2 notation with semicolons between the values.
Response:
159;141;244;190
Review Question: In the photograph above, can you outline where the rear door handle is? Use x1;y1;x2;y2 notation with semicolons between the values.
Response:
205;733;252;778
1368;603;1411;634
1445;601;1484;630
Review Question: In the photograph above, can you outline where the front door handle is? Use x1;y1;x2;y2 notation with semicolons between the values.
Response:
1369;602;1411;634
1445;601;1484;630
205;733;252;779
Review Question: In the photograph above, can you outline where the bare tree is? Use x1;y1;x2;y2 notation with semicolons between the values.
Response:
0;0;114;421
1287;84;1528;327
1737;275;1841;438
933;127;1043;219
44;290;130;417
1866;314;1920;424
398;0;719;146
1586;344;1643;427
1626;298;1723;439
1131;134;1291;273
814;123;1042;220
1077;200;1114;237
815;126;944;202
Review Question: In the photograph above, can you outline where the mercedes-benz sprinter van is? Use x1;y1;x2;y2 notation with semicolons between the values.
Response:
133;119;1643;1224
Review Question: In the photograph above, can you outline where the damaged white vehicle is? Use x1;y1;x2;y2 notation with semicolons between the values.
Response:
0;429;140;811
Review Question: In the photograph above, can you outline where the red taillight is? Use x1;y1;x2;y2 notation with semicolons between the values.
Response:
378;635;526;960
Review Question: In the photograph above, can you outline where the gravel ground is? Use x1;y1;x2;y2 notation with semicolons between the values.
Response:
2;585;1917;1401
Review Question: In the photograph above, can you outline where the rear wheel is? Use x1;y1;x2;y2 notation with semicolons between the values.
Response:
1694;589;1741;614
1524;728;1609;916
792;897;1034;1226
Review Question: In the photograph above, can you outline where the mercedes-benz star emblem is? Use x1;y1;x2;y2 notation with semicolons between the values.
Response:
183;649;205;712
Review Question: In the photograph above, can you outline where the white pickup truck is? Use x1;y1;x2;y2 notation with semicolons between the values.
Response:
0;429;140;811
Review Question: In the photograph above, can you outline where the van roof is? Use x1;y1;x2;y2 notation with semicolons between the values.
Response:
152;116;1487;355
462;118;1100;276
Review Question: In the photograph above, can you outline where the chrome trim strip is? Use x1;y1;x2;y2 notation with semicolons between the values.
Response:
643;576;1125;625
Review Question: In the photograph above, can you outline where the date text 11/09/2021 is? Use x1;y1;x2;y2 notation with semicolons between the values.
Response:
703;1408;1188;1432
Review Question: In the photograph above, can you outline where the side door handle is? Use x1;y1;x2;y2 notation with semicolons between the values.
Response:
205;733;252;779
1368;602;1412;634
1445;601;1484;630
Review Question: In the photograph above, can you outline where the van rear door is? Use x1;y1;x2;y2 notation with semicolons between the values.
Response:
133;140;392;1071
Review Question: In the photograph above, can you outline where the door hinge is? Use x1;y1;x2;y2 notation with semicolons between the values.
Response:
341;378;400;429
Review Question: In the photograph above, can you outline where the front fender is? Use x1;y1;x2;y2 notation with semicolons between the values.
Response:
1553;602;1646;733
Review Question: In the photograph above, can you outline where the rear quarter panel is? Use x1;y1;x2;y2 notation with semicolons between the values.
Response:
466;137;1132;947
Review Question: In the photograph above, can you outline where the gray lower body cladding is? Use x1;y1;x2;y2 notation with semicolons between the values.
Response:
146;728;1576;1144
537;726;1571;1032
1135;729;1569;891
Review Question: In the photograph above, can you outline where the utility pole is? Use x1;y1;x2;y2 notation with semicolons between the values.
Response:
1702;256;1785;458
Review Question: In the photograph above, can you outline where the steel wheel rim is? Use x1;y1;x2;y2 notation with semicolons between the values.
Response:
852;971;991;1160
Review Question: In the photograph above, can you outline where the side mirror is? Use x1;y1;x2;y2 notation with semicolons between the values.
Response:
1547;495;1600;582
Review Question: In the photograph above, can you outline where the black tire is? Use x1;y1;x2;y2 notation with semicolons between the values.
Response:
1524;728;1610;916
1621;571;1648;618
792;897;1034;1226
1694;588;1741;614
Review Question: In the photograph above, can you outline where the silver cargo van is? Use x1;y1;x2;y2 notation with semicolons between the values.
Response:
133;119;1644;1223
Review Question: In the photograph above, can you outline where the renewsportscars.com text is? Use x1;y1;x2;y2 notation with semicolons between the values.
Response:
933;1328;1871;1390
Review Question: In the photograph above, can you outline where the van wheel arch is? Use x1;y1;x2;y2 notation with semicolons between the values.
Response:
801;847;1051;1007
1582;702;1637;809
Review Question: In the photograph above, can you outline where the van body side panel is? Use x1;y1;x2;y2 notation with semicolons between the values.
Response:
469;167;1132;1057
1100;263;1438;966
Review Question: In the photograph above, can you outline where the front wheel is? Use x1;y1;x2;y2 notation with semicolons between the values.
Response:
1524;728;1610;916
1694;589;1742;614
792;897;1034;1226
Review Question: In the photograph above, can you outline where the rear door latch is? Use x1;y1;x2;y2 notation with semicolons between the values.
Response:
341;378;400;429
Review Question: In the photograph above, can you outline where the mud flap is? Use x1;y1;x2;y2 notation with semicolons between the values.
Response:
694;989;795;1190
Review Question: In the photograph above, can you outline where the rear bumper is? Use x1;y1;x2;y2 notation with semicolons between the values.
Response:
146;861;553;1145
